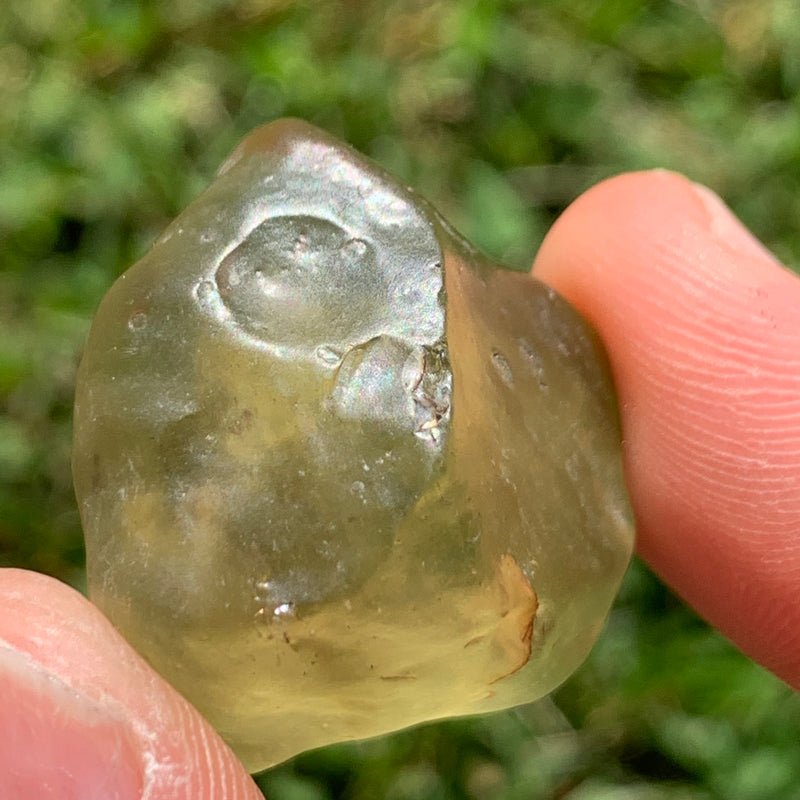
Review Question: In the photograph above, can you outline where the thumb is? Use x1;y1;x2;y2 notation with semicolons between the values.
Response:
533;170;800;688
0;568;262;799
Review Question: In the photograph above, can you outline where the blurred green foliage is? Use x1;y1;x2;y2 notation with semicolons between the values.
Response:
2;0;799;797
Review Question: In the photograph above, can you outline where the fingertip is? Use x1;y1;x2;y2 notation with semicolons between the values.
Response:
533;171;800;687
0;569;263;799
533;169;785;337
0;642;144;800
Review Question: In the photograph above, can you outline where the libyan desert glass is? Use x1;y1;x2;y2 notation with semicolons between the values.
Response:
72;119;634;772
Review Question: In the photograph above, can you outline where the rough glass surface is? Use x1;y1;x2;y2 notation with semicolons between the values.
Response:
73;119;634;772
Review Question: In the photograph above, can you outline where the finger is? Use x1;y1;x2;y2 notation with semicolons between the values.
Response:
0;569;263;799
532;170;800;688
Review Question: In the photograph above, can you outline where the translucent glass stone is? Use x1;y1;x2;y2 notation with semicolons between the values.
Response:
72;119;634;772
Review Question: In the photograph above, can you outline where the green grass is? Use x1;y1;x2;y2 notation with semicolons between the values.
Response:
2;1;799;796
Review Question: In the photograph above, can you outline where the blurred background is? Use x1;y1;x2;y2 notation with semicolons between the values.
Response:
2;0;800;797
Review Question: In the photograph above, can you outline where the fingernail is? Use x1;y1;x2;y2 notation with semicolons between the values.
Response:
0;644;144;799
688;180;780;264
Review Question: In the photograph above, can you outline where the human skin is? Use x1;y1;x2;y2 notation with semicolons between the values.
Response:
534;169;800;685
1;170;798;797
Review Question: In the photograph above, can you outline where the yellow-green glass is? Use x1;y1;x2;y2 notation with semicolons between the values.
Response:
73;119;634;772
